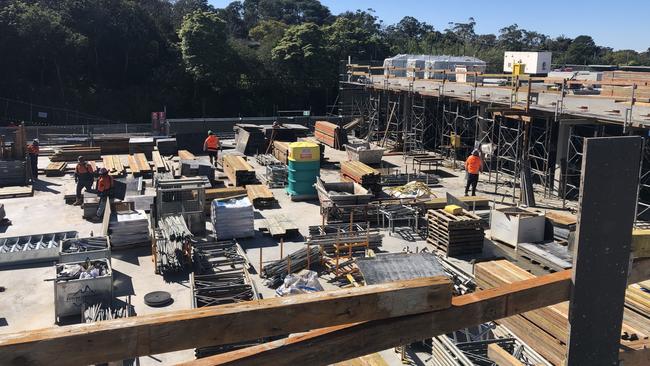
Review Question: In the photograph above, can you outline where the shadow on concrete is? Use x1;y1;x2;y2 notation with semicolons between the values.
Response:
113;269;135;297
0;318;8;327
33;179;62;194
111;246;150;266
238;232;280;250
163;271;190;286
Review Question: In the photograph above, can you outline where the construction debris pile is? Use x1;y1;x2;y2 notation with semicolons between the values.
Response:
56;260;110;281
261;245;321;287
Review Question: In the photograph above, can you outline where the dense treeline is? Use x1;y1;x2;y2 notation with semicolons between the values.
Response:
0;0;648;123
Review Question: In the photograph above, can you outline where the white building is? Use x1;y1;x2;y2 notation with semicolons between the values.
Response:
503;51;552;75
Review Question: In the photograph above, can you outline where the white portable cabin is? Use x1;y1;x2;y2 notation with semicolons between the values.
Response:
503;51;552;75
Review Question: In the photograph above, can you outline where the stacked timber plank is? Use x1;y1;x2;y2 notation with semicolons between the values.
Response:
0;160;27;186
314;121;347;149
272;141;290;165
340;161;381;192
127;153;152;176
44;162;66;177
151;151;167;172
427;209;484;256
178;150;196;160
263;213;299;237
475;260;650;365
246;184;276;208
50;147;101;162
93;136;130;155
223;155;256;186
102;155;125;176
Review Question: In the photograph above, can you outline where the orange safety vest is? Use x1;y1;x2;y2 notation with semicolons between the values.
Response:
27;144;39;154
465;155;482;174
204;135;220;151
76;162;94;175
97;175;114;192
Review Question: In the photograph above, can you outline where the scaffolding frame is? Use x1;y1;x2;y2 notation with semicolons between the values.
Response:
494;116;525;203
528;116;554;197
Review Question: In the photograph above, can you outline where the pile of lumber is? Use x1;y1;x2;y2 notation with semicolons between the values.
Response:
93;136;130;155
223;155;256;186
50;147;101;162
272;141;290;164
341;161;381;192
262;213;299;238
178;150;195;160
151;151;167;172
102;155;125;176
127;153;152;176
246;184;276;208
475;260;650;365
314;121;347;149
427;209;484;256
44;162;67;176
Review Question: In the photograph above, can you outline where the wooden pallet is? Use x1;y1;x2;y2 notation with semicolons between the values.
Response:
263;213;299;237
0;185;33;199
426;209;484;256
246;184;276;208
127;153;152;176
223;155;256;186
102;155;125;176
44;162;67;176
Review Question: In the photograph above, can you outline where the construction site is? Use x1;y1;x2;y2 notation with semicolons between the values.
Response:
1;50;650;366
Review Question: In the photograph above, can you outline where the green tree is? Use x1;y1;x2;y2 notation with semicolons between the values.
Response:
178;11;234;88
272;22;332;81
323;12;388;61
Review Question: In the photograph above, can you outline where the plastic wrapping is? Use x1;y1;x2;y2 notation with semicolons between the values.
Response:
275;270;324;297
211;197;255;239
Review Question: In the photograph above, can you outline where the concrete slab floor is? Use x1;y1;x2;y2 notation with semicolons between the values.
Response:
0;145;569;365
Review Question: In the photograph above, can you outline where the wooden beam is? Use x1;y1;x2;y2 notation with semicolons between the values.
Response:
487;343;524;366
0;277;452;366
179;270;572;366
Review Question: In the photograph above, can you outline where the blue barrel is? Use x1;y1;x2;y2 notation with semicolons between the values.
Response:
286;159;320;196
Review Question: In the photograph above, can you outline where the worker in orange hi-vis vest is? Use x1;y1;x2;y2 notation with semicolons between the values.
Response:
464;149;482;196
203;130;220;167
26;138;40;180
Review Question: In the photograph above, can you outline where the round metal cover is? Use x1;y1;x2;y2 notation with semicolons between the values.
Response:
144;291;172;307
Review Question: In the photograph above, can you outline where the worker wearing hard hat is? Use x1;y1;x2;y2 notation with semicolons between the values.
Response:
26;138;40;180
464;149;482;196
94;168;114;219
73;156;95;206
203;130;220;166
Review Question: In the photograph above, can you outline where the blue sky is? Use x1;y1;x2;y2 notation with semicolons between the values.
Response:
208;0;649;51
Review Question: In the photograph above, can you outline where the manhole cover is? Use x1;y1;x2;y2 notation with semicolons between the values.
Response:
144;291;172;307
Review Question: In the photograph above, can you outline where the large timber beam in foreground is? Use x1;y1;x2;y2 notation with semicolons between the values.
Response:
0;277;452;366
179;270;573;366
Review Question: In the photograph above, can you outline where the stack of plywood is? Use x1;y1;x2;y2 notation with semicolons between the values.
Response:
314;121;347;150
427;209;484;256
102;155;125;176
475;260;650;365
50;147;101;162
127;153;152;176
223;155;256;186
44;162;67;176
246;184;276;209
341;161;380;192
272;141;290;165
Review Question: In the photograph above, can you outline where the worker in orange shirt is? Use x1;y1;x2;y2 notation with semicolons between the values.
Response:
95;168;114;219
203;130;220;166
26;138;40;180
464;149;482;196
73;156;95;206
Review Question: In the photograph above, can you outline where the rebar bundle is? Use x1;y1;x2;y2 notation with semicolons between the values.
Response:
156;215;193;274
83;303;131;323
261;246;322;287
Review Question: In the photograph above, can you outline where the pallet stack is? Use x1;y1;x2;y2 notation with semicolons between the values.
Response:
102;155;125;176
246;184;276;208
44;162;67;176
426;209;484;256
50;147;101;162
127;153;152;176
223;155;256;186
475;260;650;365
340;161;381;192
314;121;347;150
